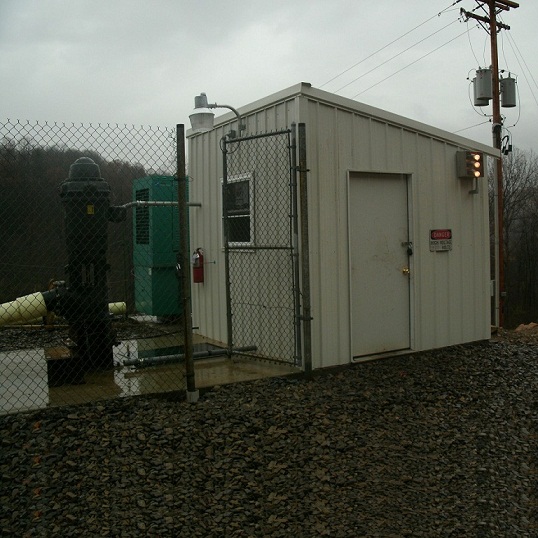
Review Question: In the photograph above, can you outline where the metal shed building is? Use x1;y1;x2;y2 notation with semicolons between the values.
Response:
187;82;496;371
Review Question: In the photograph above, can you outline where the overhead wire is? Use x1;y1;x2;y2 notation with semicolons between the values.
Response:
481;31;489;67
502;26;538;108
499;20;510;70
334;18;459;94
452;119;491;134
467;76;492;118
351;26;476;99
317;0;531;142
466;17;481;66
319;16;438;89
319;0;463;90
494;27;522;129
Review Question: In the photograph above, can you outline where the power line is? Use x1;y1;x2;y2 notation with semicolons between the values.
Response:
467;79;492;118
465;17;481;66
499;23;511;71
319;0;463;89
452;119;491;133
334;18;459;94
351;27;475;99
502;27;538;107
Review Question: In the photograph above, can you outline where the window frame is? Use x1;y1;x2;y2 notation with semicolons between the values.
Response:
222;172;255;248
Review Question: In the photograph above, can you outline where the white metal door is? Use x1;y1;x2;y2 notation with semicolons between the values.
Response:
349;173;411;358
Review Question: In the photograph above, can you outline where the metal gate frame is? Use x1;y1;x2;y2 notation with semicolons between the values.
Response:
222;127;311;369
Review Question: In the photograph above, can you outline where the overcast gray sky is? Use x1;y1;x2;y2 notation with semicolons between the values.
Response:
1;0;536;151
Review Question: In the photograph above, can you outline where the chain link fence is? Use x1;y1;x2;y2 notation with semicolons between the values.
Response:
0;120;188;415
223;130;300;365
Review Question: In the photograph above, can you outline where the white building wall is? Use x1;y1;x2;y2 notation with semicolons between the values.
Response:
188;83;493;369
300;93;491;368
188;127;227;344
188;94;301;347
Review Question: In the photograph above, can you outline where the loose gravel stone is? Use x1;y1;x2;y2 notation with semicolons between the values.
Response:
1;337;537;537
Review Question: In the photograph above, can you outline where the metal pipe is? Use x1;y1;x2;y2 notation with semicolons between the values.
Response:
177;123;198;402
226;245;293;251
222;137;234;357
108;302;127;316
1;298;126;326
0;292;48;326
207;103;245;134
298;123;313;374
118;200;202;208
123;346;258;368
291;123;303;367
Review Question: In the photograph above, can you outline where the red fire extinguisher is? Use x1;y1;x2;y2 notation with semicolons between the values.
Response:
192;248;204;283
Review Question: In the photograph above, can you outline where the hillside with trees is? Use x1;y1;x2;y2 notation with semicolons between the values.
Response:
0;139;146;309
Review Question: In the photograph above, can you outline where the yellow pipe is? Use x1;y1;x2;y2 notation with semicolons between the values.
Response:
0;294;127;326
108;302;127;316
0;292;48;326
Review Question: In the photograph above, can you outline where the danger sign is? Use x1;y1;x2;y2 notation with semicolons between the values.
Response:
430;229;452;251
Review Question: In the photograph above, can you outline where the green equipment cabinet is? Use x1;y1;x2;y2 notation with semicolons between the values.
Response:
133;176;181;318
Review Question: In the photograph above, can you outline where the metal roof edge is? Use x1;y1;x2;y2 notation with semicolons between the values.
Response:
188;82;499;158
299;84;499;158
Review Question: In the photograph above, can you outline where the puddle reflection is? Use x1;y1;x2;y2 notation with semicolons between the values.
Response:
1;334;298;415
0;335;187;414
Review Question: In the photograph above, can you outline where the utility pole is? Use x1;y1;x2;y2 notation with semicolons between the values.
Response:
461;0;519;328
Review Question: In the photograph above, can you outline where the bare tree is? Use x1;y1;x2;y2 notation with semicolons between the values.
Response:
491;149;538;326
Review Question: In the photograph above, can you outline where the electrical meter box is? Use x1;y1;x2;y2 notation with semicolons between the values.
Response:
133;176;181;317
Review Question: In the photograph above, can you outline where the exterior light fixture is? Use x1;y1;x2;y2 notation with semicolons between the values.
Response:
456;150;484;179
189;93;215;133
189;93;245;136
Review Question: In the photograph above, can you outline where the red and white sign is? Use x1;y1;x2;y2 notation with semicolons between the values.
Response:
430;229;452;251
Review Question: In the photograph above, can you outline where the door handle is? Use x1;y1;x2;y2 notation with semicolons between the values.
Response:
401;241;413;256
402;267;410;275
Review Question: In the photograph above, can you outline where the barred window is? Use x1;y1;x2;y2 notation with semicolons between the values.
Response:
223;174;254;246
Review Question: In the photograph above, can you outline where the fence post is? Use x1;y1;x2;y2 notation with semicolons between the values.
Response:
222;137;234;356
291;124;303;367
177;124;198;402
298;123;312;374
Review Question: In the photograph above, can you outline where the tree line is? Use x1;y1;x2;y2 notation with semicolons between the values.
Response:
0;139;145;310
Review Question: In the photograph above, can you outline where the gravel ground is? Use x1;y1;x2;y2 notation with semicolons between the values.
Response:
0;318;178;352
1;334;537;537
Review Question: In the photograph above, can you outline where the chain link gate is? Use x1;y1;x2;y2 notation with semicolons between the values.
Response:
222;129;301;366
0;120;187;415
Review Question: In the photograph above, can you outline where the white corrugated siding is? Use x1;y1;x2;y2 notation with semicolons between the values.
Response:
301;96;490;368
188;83;492;370
187;96;300;346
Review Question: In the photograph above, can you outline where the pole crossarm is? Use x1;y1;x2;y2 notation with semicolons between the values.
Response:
493;0;519;9
464;0;519;31
461;9;510;30
473;0;519;9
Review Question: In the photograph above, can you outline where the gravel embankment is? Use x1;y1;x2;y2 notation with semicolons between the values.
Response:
1;336;537;537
